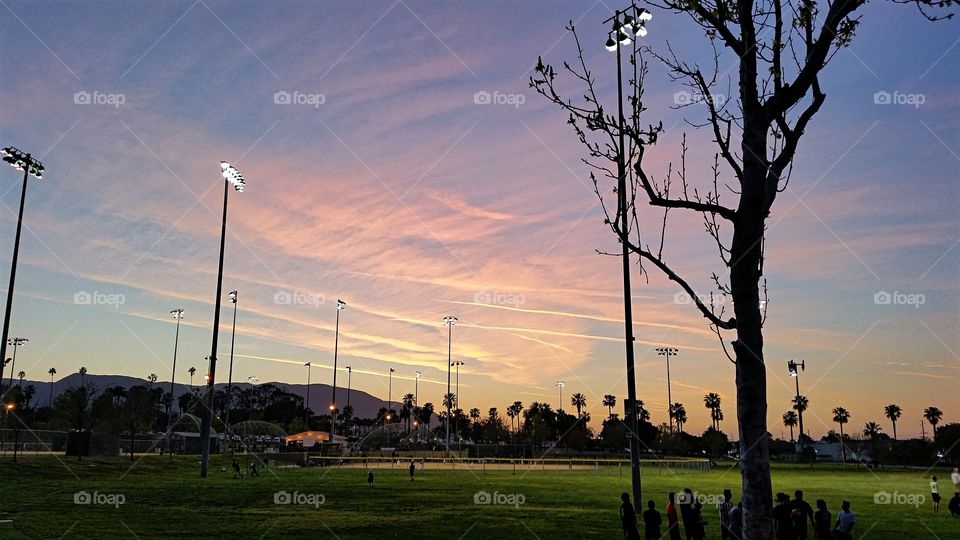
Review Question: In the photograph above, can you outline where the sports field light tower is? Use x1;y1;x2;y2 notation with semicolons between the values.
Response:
330;299;346;439
442;315;458;455
199;161;246;478
0;147;43;389
788;360;806;447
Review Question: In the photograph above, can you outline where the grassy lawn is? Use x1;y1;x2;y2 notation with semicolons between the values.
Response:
0;456;957;538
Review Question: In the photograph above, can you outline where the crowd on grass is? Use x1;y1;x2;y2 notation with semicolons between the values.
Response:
619;468;960;539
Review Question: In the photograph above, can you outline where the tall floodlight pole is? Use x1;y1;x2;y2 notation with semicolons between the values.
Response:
387;367;395;445
330;299;346;440
555;380;565;411
452;361;464;449
788;360;806;448
6;338;27;391
223;291;238;439
199;161;245;478
656;347;678;433
167;309;184;456
345;366;352;436
442;316;458;456
415;370;422;435
304;362;312;424
604;6;652;511
0;147;43;392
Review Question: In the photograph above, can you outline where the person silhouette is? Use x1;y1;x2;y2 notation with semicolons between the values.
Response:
813;499;831;540
619;492;641;540
367;470;374;487
642;499;662;540
666;492;682;540
833;501;855;540
409;461;415;481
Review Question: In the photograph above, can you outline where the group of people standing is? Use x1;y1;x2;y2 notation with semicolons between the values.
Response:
619;489;856;540
930;468;960;516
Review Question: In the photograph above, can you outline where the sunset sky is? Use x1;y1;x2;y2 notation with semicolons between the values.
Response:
0;0;956;439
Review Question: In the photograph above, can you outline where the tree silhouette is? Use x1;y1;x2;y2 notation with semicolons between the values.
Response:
704;393;723;430
782;411;798;442
924;406;943;437
832;407;851;464
531;1;952;535
884;404;902;440
602;394;617;418
47;367;56;407
670;403;687;433
571;392;587;418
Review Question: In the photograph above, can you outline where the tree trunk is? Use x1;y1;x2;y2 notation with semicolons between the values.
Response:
731;107;774;539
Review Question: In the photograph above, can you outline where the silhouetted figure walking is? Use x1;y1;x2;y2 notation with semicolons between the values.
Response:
249;461;260;477
729;502;743;540
773;492;796;540
409;461;415;481
232;460;243;479
642;500;662;540
931;476;941;513
717;489;734;540
367;470;374;487
619;493;641;540
790;490;815;540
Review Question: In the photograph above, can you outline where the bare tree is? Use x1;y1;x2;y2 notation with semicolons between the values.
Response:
531;1;951;537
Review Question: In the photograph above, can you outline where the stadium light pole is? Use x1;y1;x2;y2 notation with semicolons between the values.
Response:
223;291;238;440
555;380;565;411
199;161;245;478
415;370;422;436
330;299;346;440
387;367;395;446
442;315;458;456
788;360;806;448
603;5;652;511
304;362;312;424
6;337;27;391
345;366;352;436
656;347;678;433
167;309;184;456
452;360;464;449
0;147;43;393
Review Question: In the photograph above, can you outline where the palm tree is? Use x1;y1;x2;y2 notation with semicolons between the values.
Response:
884;404;902;440
863;421;882;439
923;406;943;438
570;393;587;418
670;403;687;433
402;393;415;431
635;400;651;422
17;370;25;388
47;367;57;406
188;367;197;389
78;366;87;388
469;407;481;426
782;411;798;442
602;394;617;418
147;373;158;390
703;393;722;430
832;406;850;464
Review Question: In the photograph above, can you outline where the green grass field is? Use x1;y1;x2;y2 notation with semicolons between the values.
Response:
1;456;957;538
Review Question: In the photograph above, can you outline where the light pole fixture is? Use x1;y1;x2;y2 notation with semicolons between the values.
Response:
168;309;184;414
223;291;238;439
656;347;678;433
6;337;27;392
199;161;246;478
604;5;651;511
345;365;352;436
555;380;565;411
415;370;422;435
304;361;312;424
330;299;346;440
788;359;806;448
0;147;43;392
442;315;458;455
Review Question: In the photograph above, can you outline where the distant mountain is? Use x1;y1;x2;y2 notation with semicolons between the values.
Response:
16;373;391;420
